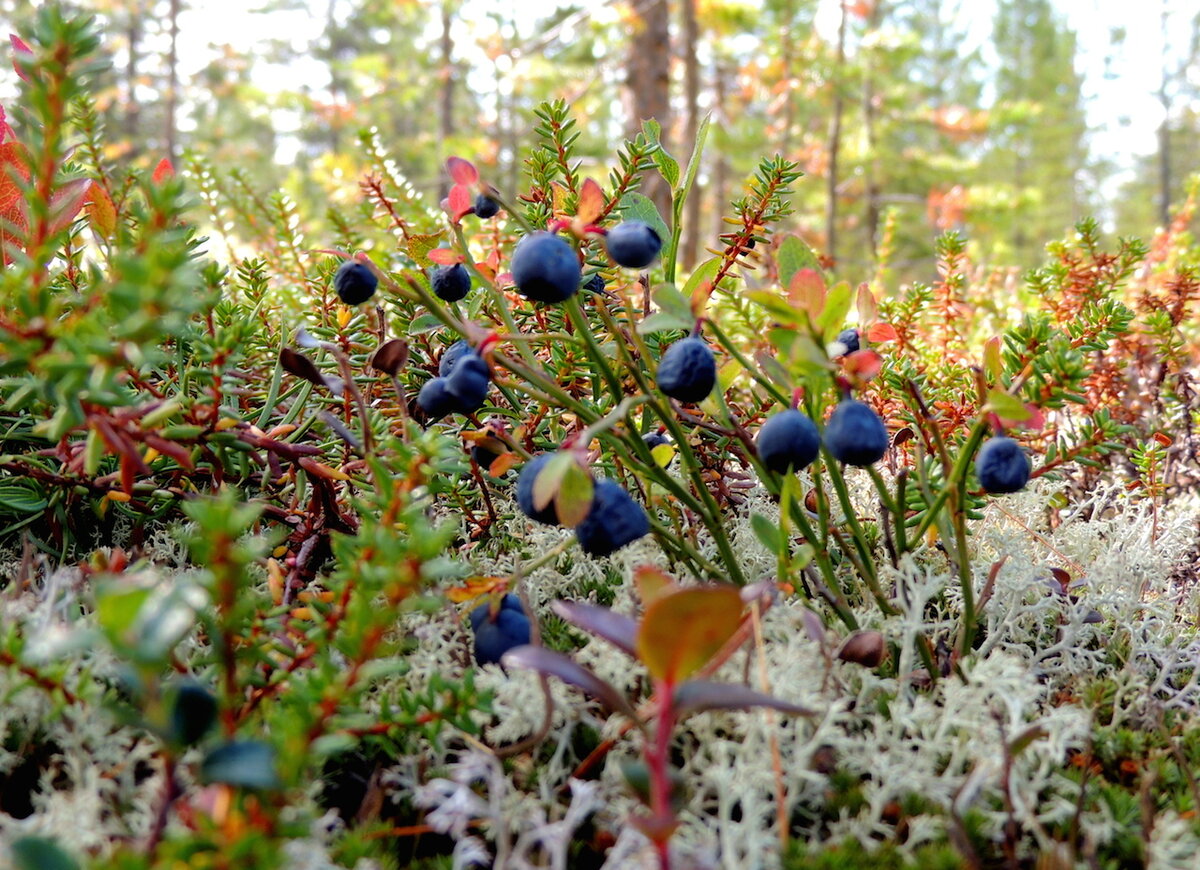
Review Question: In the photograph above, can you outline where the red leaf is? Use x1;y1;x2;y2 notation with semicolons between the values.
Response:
445;183;472;223
445;156;478;186
576;177;604;225
842;349;883;380
152;157;174;184
427;247;460;266
10;34;32;82
0;140;31;263
787;268;826;323
47;176;92;235
865;322;898;343
0;103;13;145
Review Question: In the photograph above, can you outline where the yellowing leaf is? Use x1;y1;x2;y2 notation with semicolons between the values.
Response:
84;180;116;238
985;389;1031;422
554;460;595;528
576;177;605;225
636;585;743;683
634;565;677;607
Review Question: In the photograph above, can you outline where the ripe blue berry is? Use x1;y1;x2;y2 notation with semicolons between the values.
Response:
417;377;457;419
824;399;889;466
439;340;470;377
170;680;217;746
606;221;663;268
574;479;650;557
445;351;490;413
473;443;503;471
470;594;531;666
756;409;821;473
836;328;860;355
431;263;472;302
516;454;560;525
333;261;378;305
473;193;500;219
642;431;674;468
510;232;581;304
656;337;717;403
975;436;1031;494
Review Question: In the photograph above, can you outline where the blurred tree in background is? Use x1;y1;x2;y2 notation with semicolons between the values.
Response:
2;0;1196;280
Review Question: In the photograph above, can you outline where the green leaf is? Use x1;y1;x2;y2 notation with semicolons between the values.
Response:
986;389;1032;421
637;311;692;335
745;290;803;325
651;283;693;322
617;192;670;253
201;741;281;790
0;480;47;516
679;113;710;209
681;257;721;305
637;585;743;683
531;451;573;512
815;281;854;341
643;119;680;188
776;235;822;290
407;313;445;334
11;837;79;870
750;513;782;554
555;460;595;528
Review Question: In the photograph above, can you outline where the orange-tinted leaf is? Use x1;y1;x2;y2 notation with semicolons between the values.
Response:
576;177;605;225
634;565;677;607
487;452;518;477
298;457;351;482
152;157;174;184
787;268;826;325
983;335;1003;380
445;575;506;603
0;103;13;144
445;156;478;185
865;322;898;343
855;282;878;325
85;180;116;238
0;141;30;262
1153;432;1172;447
637;585;744;683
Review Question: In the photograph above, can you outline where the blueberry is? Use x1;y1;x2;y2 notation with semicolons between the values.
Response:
516;454;560;525
510;232;581;304
756;409;821;473
470;594;531;666
824;399;889;466
606;221;663;269
473;193;500;219
333;261;378;305
170;680;217;747
975;436;1031;494
439;339;470;377
835;328;860;355
445;351;490;413
582;272;606;295
574;479;651;557
473;442;503;471
431;263;472;302
656;337;716;403
417;377;457;419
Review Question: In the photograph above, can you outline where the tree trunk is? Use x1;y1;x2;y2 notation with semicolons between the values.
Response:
164;0;181;162
626;0;672;222
440;1;456;199
125;2;142;161
826;0;848;267
863;2;884;259
1158;1;1172;226
680;0;701;270
711;61;730;244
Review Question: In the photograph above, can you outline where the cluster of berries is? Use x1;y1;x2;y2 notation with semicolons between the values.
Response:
417;340;492;419
515;454;650;557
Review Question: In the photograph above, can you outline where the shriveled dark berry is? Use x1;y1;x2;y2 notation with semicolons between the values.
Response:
976;436;1031;494
510;232;581;304
473;193;500;219
656;337;716;403
606;222;663;269
445;352;490;413
333;261;378;305
516;454;560;525
470;594;531;666
583;272;606;295
439;339;470;377
836;328;860;355
824;399;889;467
756;409;821;473
574;480;650;557
417;377;457;419
431;263;472;302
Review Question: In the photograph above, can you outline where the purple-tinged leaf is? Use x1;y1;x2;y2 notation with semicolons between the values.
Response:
673;680;815;719
551;601;638;656
501;645;640;724
280;348;323;385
